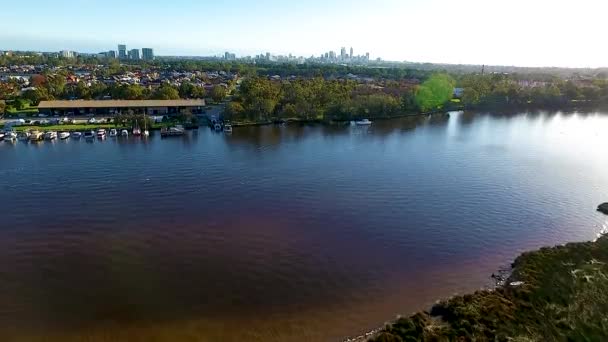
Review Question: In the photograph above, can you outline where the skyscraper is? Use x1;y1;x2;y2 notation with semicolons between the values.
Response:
142;48;154;60
108;50;117;59
365;52;370;61
350;47;353;59
118;44;127;59
340;47;346;61
128;49;140;60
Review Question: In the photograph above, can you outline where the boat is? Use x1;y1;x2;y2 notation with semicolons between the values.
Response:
97;129;106;139
84;130;95;139
160;125;185;137
143;114;150;137
132;122;141;136
214;123;222;131
59;132;70;140
17;131;31;141
224;123;233;133
109;128;118;137
44;131;58;140
355;119;372;125
121;129;129;137
0;132;4;141
4;131;17;140
71;132;83;139
29;131;44;141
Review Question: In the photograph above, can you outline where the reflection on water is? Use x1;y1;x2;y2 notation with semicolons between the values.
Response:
1;111;607;341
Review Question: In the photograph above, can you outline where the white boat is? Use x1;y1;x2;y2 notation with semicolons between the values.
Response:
59;132;70;140
121;129;129;137
29;131;44;141
17;131;31;141
355;119;372;125
214;123;222;131
160;125;185;137
0;133;4;141
4;131;17;140
97;129;106;139
109;128;118;137
84;131;95;139
143;114;150;136
224;123;233;133
71;132;83;139
44;131;58;140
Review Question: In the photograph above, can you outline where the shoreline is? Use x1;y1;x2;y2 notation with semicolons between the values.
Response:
347;206;608;342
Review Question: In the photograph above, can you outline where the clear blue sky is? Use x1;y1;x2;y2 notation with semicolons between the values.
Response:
1;0;606;68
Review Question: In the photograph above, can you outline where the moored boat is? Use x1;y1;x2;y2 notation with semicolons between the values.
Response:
29;131;44;141
160;125;185;137
4;131;17;140
59;132;70;140
109;128;118;137
97;129;106;139
84;131;95;140
44;131;58;140
17;131;31;141
71;132;83;139
355;119;372;125
224;123;233;133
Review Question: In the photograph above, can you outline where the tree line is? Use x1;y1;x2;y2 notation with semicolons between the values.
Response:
458;74;608;108
224;74;455;122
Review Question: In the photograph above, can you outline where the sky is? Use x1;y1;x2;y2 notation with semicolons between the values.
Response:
1;0;607;68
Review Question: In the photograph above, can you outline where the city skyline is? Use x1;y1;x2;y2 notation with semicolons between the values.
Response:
1;0;608;68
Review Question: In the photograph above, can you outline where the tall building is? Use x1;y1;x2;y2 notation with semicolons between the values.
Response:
350;47;353;59
329;51;336;60
60;50;76;58
142;48;154;60
365;52;370;61
340;47;346;61
128;49;140;60
118;44;127;59
107;50;117;59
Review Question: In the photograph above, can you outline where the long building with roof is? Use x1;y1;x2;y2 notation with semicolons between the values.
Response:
37;99;206;116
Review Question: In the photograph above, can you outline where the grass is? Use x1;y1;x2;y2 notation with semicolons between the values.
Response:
371;234;608;342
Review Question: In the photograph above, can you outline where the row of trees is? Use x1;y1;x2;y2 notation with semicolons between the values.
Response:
459;74;608;108
224;74;456;122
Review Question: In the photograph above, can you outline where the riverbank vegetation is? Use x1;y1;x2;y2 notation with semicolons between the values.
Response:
370;234;608;341
224;74;456;123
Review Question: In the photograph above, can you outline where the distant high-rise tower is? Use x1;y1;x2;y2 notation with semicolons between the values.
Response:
365;52;370;61
118;44;127;59
128;49;140;60
142;48;154;60
350;47;353;59
340;47;346;61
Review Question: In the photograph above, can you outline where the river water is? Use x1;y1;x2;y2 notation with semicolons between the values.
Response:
1;111;607;341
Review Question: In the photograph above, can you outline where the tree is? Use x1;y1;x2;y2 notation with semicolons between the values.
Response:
0;101;5;115
224;101;245;120
415;73;455;112
13;98;28;110
211;86;227;102
152;84;180;100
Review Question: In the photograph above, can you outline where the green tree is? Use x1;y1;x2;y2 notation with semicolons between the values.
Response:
211;86;227;102
151;84;179;100
415;73;455;112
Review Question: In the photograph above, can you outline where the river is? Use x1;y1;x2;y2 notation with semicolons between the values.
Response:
1;111;607;341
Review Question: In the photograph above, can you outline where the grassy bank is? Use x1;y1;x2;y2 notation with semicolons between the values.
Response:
371;234;608;341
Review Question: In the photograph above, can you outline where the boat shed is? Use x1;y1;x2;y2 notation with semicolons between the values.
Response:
37;99;206;116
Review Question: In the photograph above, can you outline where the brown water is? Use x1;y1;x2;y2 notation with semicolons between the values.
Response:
1;111;607;341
